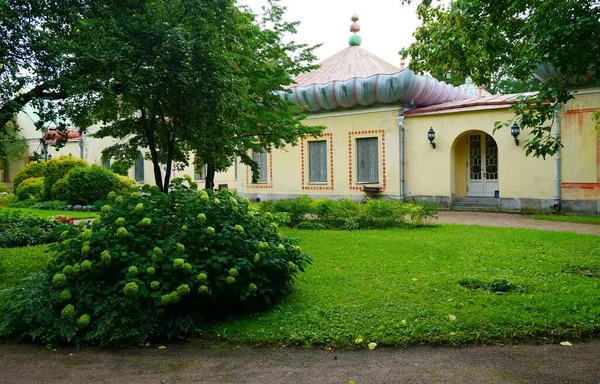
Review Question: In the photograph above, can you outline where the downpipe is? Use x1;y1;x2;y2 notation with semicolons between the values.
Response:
554;107;562;212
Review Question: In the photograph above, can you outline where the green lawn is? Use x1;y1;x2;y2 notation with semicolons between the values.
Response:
0;206;98;219
528;214;600;225
0;245;51;288
205;225;600;347
2;225;600;347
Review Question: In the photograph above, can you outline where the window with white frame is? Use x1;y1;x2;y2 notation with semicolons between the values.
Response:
102;158;111;170
252;149;268;183
134;153;144;182
308;140;327;183
356;137;379;183
194;163;208;181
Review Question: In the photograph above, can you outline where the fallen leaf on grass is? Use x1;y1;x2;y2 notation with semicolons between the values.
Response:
560;341;572;347
368;342;377;350
448;314;457;322
158;345;167;350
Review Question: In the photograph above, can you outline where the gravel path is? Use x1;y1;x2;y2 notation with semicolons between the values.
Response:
436;211;600;236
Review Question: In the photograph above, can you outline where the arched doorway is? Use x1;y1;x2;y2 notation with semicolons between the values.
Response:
467;132;498;197
452;131;499;198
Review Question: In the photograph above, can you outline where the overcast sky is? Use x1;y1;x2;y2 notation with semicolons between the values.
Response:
238;0;422;67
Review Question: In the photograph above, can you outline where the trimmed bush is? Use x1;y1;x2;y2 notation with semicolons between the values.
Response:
51;177;68;201
42;155;88;200
64;165;118;205
13;161;45;194
15;177;44;201
0;179;311;347
114;174;138;195
260;196;438;230
0;184;8;193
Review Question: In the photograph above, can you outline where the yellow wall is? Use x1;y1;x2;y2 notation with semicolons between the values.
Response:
560;88;600;199
404;109;555;199
237;107;400;198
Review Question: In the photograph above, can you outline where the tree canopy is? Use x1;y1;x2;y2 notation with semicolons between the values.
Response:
1;0;324;190
401;0;600;158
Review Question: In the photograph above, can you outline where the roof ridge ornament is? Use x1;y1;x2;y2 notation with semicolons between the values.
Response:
349;14;362;47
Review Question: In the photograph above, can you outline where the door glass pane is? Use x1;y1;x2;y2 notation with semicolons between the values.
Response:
308;141;327;183
357;137;378;183
485;134;498;180
469;135;481;180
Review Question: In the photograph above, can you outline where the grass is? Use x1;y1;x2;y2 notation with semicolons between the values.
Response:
205;225;600;347
0;206;98;219
2;224;600;347
528;213;600;225
0;245;51;288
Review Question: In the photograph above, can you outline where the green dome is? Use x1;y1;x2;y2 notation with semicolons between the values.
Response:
349;35;362;47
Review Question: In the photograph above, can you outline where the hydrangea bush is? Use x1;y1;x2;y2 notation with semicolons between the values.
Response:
0;178;311;347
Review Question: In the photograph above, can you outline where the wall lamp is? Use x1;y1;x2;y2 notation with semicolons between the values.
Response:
427;127;436;149
510;122;520;146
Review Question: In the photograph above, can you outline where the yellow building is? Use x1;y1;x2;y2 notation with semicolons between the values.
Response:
4;18;599;215
236;21;600;215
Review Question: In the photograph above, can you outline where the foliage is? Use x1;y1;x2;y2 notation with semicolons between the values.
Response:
15;177;43;201
64;165;119;205
42;155;88;201
0;184;8;194
0;120;28;163
12;161;45;195
0;178;311;347
110;160;130;177
0;210;64;248
400;0;600;158
259;196;438;229
29;0;324;192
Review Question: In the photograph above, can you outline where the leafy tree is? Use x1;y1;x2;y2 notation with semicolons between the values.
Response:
0;120;27;163
53;0;323;191
401;0;600;158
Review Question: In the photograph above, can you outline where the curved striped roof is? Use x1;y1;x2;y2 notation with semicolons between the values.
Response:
281;46;471;113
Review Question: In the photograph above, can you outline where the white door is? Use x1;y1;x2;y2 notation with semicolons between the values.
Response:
468;133;499;197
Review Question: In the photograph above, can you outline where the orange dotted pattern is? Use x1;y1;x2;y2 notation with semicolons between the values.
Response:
246;150;273;189
301;133;335;191
348;130;387;191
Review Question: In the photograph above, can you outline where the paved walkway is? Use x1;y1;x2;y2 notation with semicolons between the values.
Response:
436;211;600;236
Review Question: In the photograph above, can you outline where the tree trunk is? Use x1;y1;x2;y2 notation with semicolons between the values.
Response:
143;112;164;192
205;163;216;191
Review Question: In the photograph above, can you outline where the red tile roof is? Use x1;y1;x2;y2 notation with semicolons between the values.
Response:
404;92;537;116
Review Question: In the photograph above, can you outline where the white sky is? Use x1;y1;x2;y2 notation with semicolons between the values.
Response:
238;0;422;67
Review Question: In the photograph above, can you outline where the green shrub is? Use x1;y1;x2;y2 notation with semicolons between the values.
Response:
0;210;65;247
15;177;44;201
260;196;437;230
114;174;138;195
0;179;311;347
110;160;131;176
0;184;8;193
42;156;88;200
64;166;119;205
13;161;45;194
51;177;69;201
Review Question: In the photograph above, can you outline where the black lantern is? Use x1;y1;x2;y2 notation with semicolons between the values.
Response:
427;127;436;149
511;122;520;146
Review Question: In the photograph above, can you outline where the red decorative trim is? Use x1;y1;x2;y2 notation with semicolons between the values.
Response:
246;150;273;189
347;130;387;191
562;183;600;189
312;84;322;110
332;81;339;108
301;133;334;191
353;78;358;105
564;108;597;115
294;87;303;107
374;74;380;103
